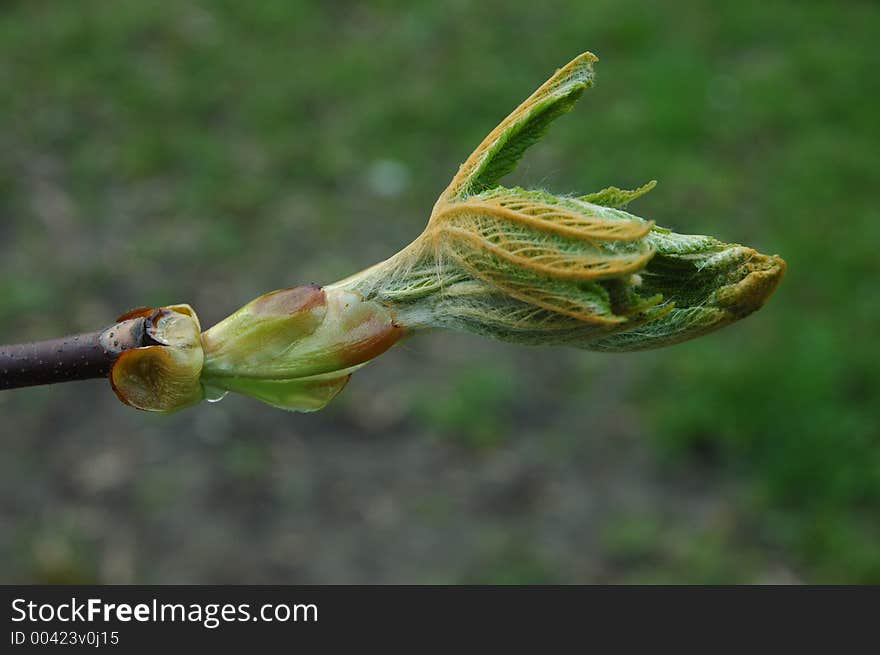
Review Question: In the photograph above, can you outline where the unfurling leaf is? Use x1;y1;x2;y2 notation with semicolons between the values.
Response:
338;52;784;358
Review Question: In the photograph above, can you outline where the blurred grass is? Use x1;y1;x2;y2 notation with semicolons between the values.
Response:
1;0;878;582
412;361;519;450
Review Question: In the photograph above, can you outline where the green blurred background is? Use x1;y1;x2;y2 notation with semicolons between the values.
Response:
1;0;877;583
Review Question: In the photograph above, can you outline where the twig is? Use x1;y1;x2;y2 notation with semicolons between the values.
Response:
0;317;150;390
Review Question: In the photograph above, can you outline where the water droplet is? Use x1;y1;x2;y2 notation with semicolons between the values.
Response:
203;384;228;403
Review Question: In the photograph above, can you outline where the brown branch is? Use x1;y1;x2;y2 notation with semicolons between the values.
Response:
0;317;151;390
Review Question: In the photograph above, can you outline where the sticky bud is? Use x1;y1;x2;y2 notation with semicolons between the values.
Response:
199;285;405;411
101;52;784;414
109;305;204;412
